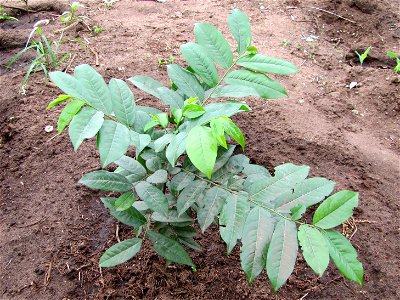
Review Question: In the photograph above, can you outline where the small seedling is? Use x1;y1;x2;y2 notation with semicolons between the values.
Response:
0;7;18;21
92;25;105;35
387;51;400;74
60;2;86;24
354;47;371;65
280;39;290;48
158;55;175;66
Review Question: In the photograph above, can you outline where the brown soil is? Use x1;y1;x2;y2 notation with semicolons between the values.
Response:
1;0;399;299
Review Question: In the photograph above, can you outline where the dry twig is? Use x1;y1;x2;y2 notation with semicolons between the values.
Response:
308;6;356;24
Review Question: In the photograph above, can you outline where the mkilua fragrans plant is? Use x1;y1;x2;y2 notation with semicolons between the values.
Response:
48;9;363;291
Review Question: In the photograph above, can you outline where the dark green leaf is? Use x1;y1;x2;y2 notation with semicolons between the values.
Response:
177;180;207;216
237;54;298;75
109;78;136;127
99;238;142;267
102;197;147;227
178;236;202;251
208;85;260;98
198;186;230;232
135;181;169;215
151;210;192;223
146;169;168;184
167;64;204;101
128;75;164;98
157;87;184;109
57;99;85;134
114;155;147;178
228;9;252;54
130;131;151;158
132;111;152;133
242;164;271;177
170;172;195;194
80;170;132;192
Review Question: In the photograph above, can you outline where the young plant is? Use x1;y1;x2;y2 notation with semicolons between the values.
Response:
387;51;400;74
0;7;18;21
48;9;363;291
60;2;85;24
354;46;371;65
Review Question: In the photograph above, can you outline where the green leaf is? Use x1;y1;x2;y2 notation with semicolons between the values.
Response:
298;225;329;276
180;42;219;87
130;131;151;158
247;163;310;207
115;192;135;211
179;236;202;251
387;51;398;58
225;69;287;99
186;126;218;178
176;180;207;216
68;107;104;151
157;87;184;109
242;164;271;177
228;9;252;54
148;231;195;268
132;111;152;133
99;238;142;267
194;23;233;69
167;64;204;101
128;75;164;99
276;178;336;213
135;181;168;215
47;94;73;109
165;132;187;167
219;193;250;254
237;54;298;75
313;191;358;229
146;169;168;184
240;207;275;283
197;186;230;232
57;99;85;134
151;210;192;223
209;85;260;98
49;71;86;101
73;64;113;114
290;204;306;221
170;172;195;194
324;230;363;285
109;78;136;127
80;170;132;192
219;116;245;150
266;219;298;291
182;103;205;119
102;197;147;227
115;155;147;176
154;133;174;152
98;120;130;167
210;118;227;148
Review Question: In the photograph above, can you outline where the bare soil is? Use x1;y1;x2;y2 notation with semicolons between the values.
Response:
0;0;399;299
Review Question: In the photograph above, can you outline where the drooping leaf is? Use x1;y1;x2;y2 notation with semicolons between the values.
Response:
228;9;252;54
313;191;358;229
180;42;219;87
165;132;188;167
47;94;74;109
323;230;363;285
57;99;85;134
167;64;204;101
225;69;287;99
240;207;275;283
99;238;142;267
298;225;329;276
148;231;196;268
218;116;245;150
220;193;250;254
80;170;132;192
135;181;168;215
109;78;136;127
128;75;164;99
194;22;233;69
115;192;135;211
197;186;230;232
98;120;130;167
237;54;298;75
73;64;113;114
68;107;104;151
146;169;168;184
266;219;298;291
102;197;147;227
176;180;207;216
276;178;336;213
210;118;227;148
170;172;195;194
178;236;202;251
186;126;218;179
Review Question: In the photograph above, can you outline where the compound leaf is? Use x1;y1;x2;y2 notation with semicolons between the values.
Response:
135;181;168;215
80;170;132;192
228;9;252;54
99;238;142;267
109;78;136;127
237;54;298;75
198;186;230;232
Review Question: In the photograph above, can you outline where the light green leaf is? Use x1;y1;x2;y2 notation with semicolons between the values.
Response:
266;219;298;291
68;107;104;151
154;133;174;152
148;231;195;268
73;64;113;114
210;118;227;148
228;9;252;54
128;75;164;99
197;186;230;232
298;225;329;276
115;192;135;211
109;78;136;127
182;103;205;119
225;69;287;99
102;197;147;227
290;204;306;221
176;180;207;216
324;230;363;285
242;164;271;177
194;22;233;69
57;99;85;134
220;193;250;254
146;169;168;184
49;71;86;100
135;181;168;215
167;64;204;101
237;54;298;75
170;172;195;194
313;191;358;229
240;207;275;283
47;94;73;109
98;120;130;167
80;170;132;192
208;85;260;98
276;178;336;213
219;116;245;150
186;126;218;178
157;87;184;109
165;132;187;167
99;238;142;267
180;42;219;87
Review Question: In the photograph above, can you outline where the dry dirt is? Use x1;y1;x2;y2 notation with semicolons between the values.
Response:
0;0;399;299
